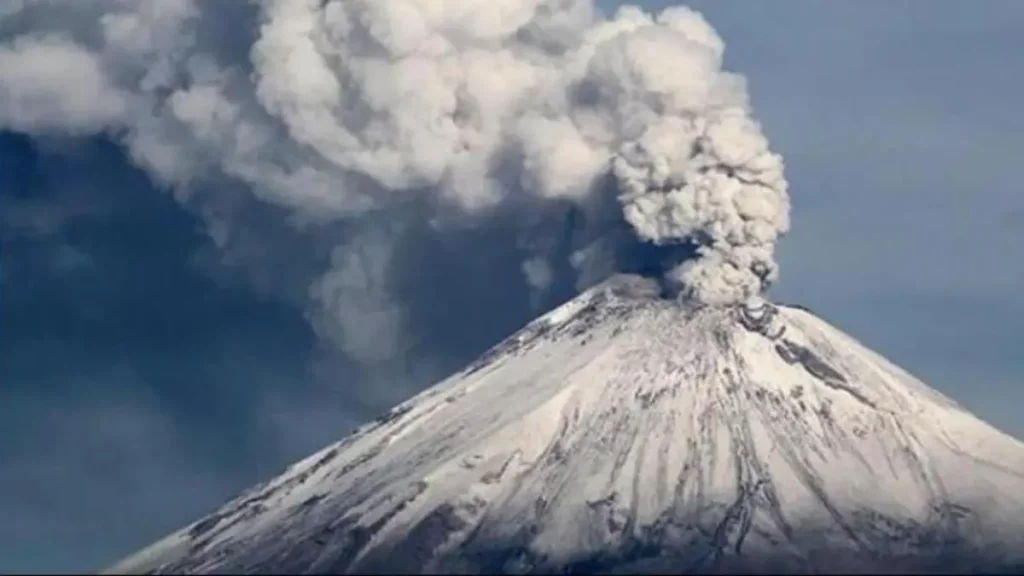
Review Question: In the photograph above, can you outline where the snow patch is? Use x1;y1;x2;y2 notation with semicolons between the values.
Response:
107;275;1024;574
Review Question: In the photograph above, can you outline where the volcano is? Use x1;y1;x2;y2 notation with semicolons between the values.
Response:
107;274;1024;574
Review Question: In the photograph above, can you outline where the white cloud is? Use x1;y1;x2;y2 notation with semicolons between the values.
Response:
0;36;129;133
0;0;789;362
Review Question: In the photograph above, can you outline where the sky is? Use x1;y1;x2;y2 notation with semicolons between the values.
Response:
2;1;1023;573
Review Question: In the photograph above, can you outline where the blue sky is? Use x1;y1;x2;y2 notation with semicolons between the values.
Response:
662;0;1024;432
2;1;1023;573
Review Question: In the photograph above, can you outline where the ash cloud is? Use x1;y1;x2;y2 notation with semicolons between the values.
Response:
0;0;789;365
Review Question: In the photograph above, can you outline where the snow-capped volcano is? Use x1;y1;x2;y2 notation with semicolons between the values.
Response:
107;274;1024;574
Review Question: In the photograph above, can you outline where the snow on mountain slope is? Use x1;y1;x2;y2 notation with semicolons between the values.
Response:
107;274;1024;574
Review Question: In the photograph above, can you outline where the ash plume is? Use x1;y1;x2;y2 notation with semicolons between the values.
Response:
0;0;789;363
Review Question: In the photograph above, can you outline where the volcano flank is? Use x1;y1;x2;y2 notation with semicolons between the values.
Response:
108;275;1024;574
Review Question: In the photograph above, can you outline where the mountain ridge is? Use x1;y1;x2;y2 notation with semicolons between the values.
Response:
107;274;1024;574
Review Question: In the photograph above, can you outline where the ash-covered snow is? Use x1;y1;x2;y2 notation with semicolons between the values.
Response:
107;274;1024;575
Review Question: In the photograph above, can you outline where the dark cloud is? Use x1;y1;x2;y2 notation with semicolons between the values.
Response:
0;133;343;572
0;128;697;574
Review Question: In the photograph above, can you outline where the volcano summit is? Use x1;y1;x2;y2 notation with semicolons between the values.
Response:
108;275;1024;574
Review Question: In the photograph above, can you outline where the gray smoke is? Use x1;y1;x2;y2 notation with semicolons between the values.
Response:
0;0;789;363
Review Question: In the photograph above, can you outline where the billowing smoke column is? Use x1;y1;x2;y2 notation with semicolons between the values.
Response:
0;0;789;357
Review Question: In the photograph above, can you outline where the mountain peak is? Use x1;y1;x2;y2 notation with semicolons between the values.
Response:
108;275;1024;574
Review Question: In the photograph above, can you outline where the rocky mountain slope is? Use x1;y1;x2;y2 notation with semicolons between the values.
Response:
107;274;1024;574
